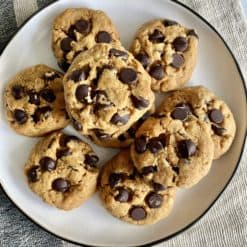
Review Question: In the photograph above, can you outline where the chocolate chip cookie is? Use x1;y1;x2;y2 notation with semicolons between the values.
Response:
156;86;236;159
4;64;69;136
130;116;214;188
130;19;198;92
64;44;155;146
99;149;176;225
52;8;120;71
24;132;99;210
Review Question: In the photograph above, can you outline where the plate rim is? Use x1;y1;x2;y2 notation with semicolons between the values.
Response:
0;0;246;246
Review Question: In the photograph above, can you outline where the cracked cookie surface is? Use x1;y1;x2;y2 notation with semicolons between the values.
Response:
130;116;214;188
4;64;69;136
24;132;99;210
64;44;155;147
156;86;236;159
130;19;198;92
99;149;176;225
52;8;120;71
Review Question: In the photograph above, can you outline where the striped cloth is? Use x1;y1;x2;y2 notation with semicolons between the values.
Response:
0;0;246;246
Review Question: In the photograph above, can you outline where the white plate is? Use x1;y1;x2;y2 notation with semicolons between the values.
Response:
0;0;246;246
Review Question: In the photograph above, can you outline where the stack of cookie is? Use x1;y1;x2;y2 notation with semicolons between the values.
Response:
3;8;236;225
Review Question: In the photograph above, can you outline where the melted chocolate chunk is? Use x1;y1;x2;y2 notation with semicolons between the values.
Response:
178;140;196;158
145;192;163;208
52;178;70;192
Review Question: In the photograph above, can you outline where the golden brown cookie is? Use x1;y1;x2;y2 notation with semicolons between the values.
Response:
24;132;99;210
64;44;155;147
156;86;236;159
130;19;198;92
99;149;176;225
4;64;69;136
52;8;120;71
130;116;214;188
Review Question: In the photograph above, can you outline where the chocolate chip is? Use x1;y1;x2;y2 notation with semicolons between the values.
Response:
95;31;112;43
127;127;136;138
188;29;198;38
94;129;111;140
28;91;40;105
84;154;99;167
208;109;223;124
173;37;188;52
71;65;90;82
115;188;132;202
145;192;163;208
40;89;56;103
158;133;167;146
40;157;56;172
56;147;71;159
27;166;39;182
13;109;28;124
211;125;226;136
135;53;150;68
178;139;196;158
171;104;190;120
109;173;124;188
72;119;82;131
172;166;179;174
60;37;73;52
149;29;165;43
119;68;137;85
135;135;147;153
52;178;70;192
141;166;157;175
131;95;149;109
111;113;130;125
74;19;91;34
171;54;184;68
129;206;146;220
118;134;127;142
67;26;76;39
75;85;91;103
153;182;166;192
149;63;165;80
32;106;51;123
12;85;24;99
59;134;79;147
58;60;70;72
109;48;128;60
147;137;163;153
163;19;178;26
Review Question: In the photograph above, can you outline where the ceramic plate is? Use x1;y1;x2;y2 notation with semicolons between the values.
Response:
0;0;246;246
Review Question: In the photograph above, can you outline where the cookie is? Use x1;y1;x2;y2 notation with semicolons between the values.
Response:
52;8;120;71
130;19;198;92
156;86;236;159
130;116;214;188
99;149;176;225
24;132;99;210
4;64;69;136
64;44;155;146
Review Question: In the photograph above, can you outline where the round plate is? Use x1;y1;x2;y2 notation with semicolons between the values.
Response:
0;0;246;246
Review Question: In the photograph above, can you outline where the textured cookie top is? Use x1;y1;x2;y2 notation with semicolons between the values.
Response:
52;8;120;71
100;149;176;225
25;132;99;210
130;19;198;92
130;116;214;188
4;64;69;136
64;44;155;144
156;86;236;159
